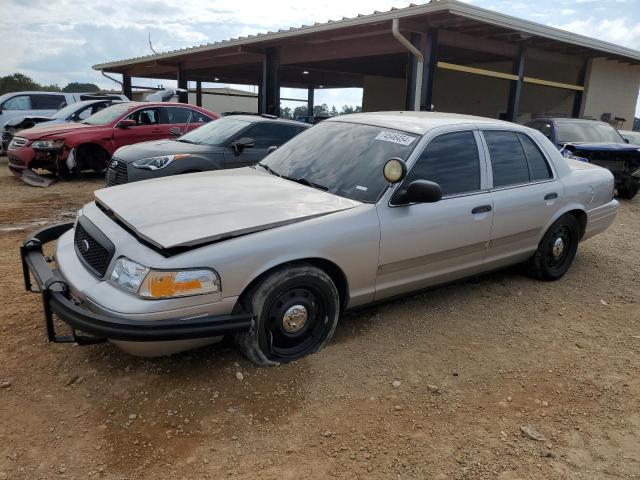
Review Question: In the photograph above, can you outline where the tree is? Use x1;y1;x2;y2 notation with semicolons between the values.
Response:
330;105;338;116
313;104;330;117
293;106;308;118
62;82;100;93
0;72;61;95
634;117;640;131
340;105;362;115
280;106;293;119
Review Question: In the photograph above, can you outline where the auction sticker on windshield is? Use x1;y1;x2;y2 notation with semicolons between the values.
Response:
374;131;416;146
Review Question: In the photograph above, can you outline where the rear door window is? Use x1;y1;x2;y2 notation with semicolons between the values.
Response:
165;107;195;124
242;123;300;148
518;133;552;181
404;130;481;197
31;94;66;109
484;130;530;188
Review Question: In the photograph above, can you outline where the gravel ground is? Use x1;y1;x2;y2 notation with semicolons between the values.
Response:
0;157;638;480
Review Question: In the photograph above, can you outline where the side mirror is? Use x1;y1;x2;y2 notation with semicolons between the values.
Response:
266;145;278;155
118;119;137;128
231;137;255;155
169;126;182;137
399;180;442;204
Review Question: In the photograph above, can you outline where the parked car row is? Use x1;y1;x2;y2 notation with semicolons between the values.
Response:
0;91;127;153
21;111;619;365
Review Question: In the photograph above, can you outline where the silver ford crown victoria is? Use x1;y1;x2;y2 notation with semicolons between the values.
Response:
21;112;619;365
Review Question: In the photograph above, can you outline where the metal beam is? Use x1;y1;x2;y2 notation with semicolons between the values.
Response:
261;47;280;116
176;65;188;103
420;29;438;111
121;73;133;100
307;87;314;115
506;46;525;122
195;81;202;107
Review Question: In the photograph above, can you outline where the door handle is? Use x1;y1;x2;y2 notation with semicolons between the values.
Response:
544;192;558;200
471;205;492;214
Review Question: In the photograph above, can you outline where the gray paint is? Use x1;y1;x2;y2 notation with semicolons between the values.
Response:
56;112;618;356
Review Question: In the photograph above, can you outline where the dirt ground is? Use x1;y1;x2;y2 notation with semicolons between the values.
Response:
0;156;638;480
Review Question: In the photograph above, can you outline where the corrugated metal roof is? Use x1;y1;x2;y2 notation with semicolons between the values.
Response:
93;0;640;71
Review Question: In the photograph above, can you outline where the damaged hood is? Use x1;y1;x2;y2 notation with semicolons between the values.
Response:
561;142;640;153
94;167;362;249
18;122;96;140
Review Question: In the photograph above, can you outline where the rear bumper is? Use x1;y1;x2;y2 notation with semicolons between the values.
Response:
583;199;619;242
21;223;252;345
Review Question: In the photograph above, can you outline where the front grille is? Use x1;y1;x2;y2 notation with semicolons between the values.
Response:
105;158;129;186
9;136;28;149
1;128;12;145
74;222;113;277
8;157;25;167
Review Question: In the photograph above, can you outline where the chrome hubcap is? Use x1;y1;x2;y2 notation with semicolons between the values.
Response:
282;305;308;333
552;237;565;258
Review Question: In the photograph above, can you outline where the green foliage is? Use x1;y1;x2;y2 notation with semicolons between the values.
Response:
634;117;640;131
281;102;362;120
62;82;100;93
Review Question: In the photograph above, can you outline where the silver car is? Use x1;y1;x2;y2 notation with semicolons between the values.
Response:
21;112;619;365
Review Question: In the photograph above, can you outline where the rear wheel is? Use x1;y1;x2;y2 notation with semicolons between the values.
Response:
527;214;580;281
235;264;340;366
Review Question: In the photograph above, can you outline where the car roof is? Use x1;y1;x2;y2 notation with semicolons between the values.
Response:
221;113;310;127
326;111;517;135
532;117;611;126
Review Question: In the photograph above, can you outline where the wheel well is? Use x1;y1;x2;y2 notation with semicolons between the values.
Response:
567;209;587;239
75;143;110;168
238;259;350;311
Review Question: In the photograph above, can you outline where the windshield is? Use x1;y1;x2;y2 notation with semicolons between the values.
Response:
177;117;250;146
621;131;640;145
556;122;625;144
51;102;90;120
260;121;420;203
83;103;131;126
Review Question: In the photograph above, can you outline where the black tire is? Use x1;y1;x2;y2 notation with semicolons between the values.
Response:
527;214;580;281
235;263;340;366
616;178;639;200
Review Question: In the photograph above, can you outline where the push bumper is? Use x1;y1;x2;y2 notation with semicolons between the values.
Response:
20;223;252;345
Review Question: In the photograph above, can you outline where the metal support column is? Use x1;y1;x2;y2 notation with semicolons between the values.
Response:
122;73;132;100
195;81;202;107
506;46;525;122
420;29;438;111
405;33;421;111
261;48;280;116
307;86;314;116
572;60;589;118
176;65;188;103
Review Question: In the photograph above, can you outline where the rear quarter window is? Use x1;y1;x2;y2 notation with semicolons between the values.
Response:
518;133;552;181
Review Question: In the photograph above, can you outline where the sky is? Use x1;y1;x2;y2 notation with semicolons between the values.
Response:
1;0;639;116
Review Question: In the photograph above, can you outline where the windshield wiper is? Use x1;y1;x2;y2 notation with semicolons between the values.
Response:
176;138;196;144
256;163;281;177
283;176;329;191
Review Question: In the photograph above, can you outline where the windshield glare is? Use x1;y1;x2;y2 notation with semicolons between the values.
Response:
556;122;624;144
83;103;131;125
261;121;420;203
51;102;88;120
178;117;250;146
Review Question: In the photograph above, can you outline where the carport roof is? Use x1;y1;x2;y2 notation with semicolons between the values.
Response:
93;0;640;75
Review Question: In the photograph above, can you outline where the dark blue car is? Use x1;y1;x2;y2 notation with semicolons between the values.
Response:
527;118;640;199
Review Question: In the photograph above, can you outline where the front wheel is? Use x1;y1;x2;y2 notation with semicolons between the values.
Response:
616;178;639;200
235;264;340;366
526;214;580;281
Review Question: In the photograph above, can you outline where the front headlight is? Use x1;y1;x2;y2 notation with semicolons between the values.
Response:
132;154;190;170
31;139;65;150
110;257;220;299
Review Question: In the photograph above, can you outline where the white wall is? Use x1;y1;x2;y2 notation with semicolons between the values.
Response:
581;58;640;129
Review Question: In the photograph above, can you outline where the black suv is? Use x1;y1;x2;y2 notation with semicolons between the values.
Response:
106;114;310;186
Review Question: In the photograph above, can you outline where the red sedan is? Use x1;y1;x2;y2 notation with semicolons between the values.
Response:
7;102;218;183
